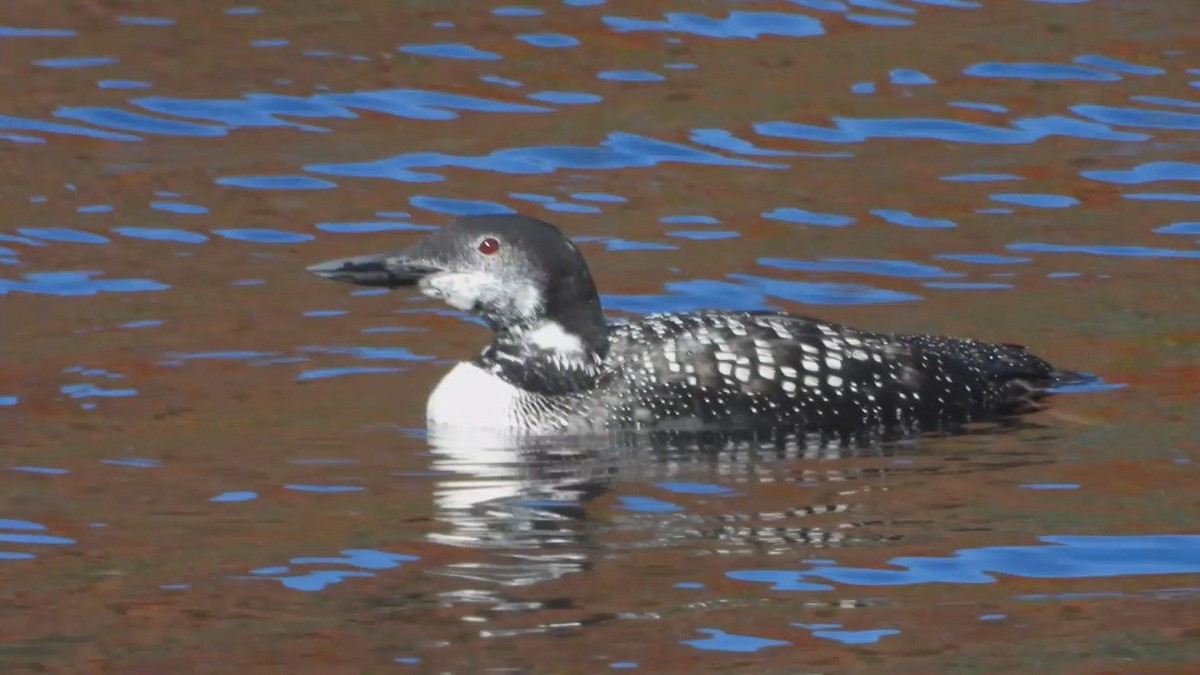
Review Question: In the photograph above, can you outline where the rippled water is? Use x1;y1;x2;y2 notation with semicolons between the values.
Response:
3;0;1198;671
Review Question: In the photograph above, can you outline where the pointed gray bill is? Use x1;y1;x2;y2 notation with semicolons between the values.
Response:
307;252;442;288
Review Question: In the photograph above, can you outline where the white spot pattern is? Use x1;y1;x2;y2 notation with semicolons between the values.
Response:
432;311;1059;434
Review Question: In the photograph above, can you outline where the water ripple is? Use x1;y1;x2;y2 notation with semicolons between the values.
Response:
604;11;824;39
0;271;169;296
0;517;74;560
113;89;551;134
493;7;544;17
1071;104;1200;131
597;70;665;82
757;114;1145;145
792;623;900;645
762;208;855;227
214;229;314;244
399;43;502;60
890;68;936;85
216;175;336;190
34;56;118;69
243;549;419;592
761;257;959;279
297;366;406;381
964;61;1119;81
682;628;790;653
1008;242;1200;259
1082;161;1200;184
0;114;140;142
0;26;76;37
989;193;1079;208
871;209;957;229
113;227;208;243
307;132;784;182
728;535;1200;588
516;33;580;48
17;227;108;244
1073;54;1165;76
55;107;227;136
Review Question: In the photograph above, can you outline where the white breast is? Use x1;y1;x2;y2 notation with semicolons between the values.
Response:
426;362;526;431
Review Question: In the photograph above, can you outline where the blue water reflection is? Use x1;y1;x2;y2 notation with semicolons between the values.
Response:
618;496;682;513
114;227;209;243
729;535;1200;589
762;208;855;227
216;175;336;190
493;7;544;17
151;201;208;214
10;465;67;475
941;173;1023;182
400;43;502;60
1071;104;1200;130
0;114;136;142
517;34;580;48
990;193;1079;208
214;228;314;243
964;62;1119;81
17;227;109;244
605;12;824;39
890;68;936;85
846;13;912;27
1123;193;1200;202
871;209;957;229
34;56;118;69
758;114;1146;144
0;272;169;296
243;549;419;591
603;274;920;314
56;107;226;137
1073;55;1165;75
1154;222;1200;235
117;16;175;27
792;623;900;645
1082;161;1200;184
682;628;790;653
597;70;665;82
1009;242;1200;259
527;91;601;105
0;26;77;37
308;132;782;183
211;491;258;503
284;484;363;493
761;257;958;279
0;518;75;560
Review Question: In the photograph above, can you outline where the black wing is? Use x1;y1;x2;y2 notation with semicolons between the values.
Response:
604;311;1056;433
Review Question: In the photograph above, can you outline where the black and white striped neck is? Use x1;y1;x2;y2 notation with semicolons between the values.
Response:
479;320;609;396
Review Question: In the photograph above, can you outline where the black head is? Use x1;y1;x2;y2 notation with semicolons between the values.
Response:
309;214;608;358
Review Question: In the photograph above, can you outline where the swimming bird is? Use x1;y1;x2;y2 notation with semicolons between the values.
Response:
309;214;1075;436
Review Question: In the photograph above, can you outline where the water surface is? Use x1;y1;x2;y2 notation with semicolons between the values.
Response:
2;0;1198;671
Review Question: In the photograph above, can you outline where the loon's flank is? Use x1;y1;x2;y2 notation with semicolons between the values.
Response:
309;214;1079;435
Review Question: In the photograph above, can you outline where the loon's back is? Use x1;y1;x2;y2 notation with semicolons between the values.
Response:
595;311;1060;434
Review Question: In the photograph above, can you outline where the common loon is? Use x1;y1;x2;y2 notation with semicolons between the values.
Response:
309;214;1076;436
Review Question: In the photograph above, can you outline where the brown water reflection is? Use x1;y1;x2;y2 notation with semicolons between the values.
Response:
2;0;1199;672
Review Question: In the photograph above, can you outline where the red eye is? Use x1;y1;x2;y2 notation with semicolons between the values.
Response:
478;237;500;255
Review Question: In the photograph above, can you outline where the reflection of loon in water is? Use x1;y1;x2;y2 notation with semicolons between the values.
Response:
423;426;1049;589
310;214;1087;436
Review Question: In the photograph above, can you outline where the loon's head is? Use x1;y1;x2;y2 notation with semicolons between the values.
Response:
309;214;608;362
